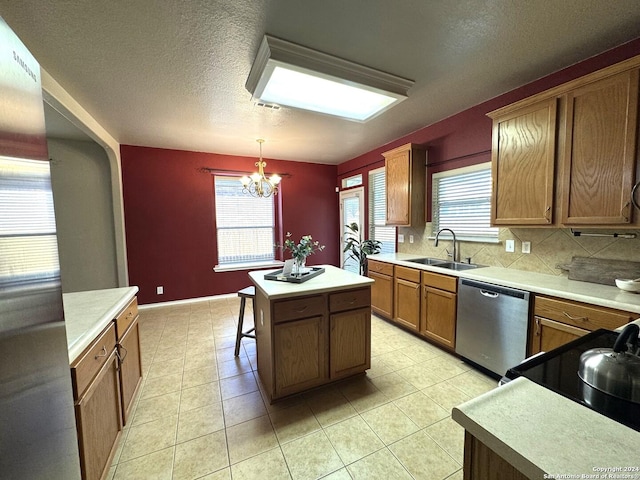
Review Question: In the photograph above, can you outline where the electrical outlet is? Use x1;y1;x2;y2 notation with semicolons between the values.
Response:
522;241;531;254
409;235;414;243
505;239;515;253
156;286;164;295
398;234;405;243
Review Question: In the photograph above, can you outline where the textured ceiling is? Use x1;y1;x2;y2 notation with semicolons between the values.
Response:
2;1;640;164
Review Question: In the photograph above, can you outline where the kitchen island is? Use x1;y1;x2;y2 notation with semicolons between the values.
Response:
249;265;374;402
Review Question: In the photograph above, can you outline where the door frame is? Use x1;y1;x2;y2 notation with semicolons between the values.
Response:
339;187;365;270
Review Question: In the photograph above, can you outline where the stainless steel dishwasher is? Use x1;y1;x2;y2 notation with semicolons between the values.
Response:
456;278;531;377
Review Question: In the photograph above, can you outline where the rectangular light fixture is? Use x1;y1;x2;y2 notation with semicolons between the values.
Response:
246;35;414;122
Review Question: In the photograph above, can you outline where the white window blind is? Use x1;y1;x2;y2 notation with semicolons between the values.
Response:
368;168;396;253
432;164;498;239
214;176;275;266
0;156;60;286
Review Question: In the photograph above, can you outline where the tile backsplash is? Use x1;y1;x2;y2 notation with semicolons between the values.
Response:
398;224;640;276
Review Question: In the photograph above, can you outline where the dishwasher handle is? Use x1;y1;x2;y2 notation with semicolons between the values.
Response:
480;289;499;299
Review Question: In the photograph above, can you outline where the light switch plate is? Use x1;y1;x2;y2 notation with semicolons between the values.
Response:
522;241;531;254
409;235;414;243
398;234;405;243
505;239;515;252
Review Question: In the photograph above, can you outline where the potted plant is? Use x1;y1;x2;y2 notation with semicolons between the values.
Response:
278;232;325;276
342;222;382;275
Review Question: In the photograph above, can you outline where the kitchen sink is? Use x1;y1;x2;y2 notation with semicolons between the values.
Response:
435;262;485;271
407;257;448;265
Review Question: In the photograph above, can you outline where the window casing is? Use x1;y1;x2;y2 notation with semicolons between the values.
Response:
368;167;396;253
214;176;276;268
342;174;363;189
432;163;498;241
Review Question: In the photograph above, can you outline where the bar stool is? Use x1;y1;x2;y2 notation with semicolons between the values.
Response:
234;286;256;356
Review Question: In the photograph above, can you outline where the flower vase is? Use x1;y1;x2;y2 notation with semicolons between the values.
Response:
292;257;306;277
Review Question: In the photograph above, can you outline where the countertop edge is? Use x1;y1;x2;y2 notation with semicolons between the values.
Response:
64;286;139;363
369;253;640;314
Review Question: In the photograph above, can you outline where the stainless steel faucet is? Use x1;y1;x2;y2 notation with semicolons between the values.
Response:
435;228;457;262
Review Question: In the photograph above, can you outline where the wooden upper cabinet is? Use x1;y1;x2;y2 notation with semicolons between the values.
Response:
489;97;557;225
384;143;426;226
559;69;639;225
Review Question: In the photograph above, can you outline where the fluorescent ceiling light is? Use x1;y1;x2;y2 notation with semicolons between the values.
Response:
246;35;414;122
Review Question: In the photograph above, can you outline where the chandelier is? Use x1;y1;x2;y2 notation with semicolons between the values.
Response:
240;139;281;197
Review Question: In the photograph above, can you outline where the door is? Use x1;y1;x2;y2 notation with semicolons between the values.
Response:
339;187;364;273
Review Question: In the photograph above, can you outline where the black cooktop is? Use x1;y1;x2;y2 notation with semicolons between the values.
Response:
504;329;640;432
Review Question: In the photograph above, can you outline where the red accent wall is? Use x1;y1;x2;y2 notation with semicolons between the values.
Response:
121;145;338;304
338;38;640;220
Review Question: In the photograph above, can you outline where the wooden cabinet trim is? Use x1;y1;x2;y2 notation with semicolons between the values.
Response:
395;265;421;283
71;323;117;401
330;307;371;379
422;270;457;293
534;295;634;331
118;318;142;426
115;297;138;340
329;288;371;313
368;260;394;276
273;294;326;324
369;270;393;318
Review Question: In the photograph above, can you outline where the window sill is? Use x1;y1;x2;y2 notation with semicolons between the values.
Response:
426;235;500;244
214;261;284;273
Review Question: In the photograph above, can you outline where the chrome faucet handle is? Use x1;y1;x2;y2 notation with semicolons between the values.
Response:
464;257;472;264
445;248;453;258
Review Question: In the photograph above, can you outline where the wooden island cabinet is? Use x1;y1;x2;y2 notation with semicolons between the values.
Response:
250;265;373;402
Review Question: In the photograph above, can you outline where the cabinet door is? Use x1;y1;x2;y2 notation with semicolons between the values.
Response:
394;277;421;331
490;97;557;225
369;271;393;318
274;316;328;398
560;69;639;225
330;307;371;379
75;351;122;480
530;316;589;355
421;287;457;349
385;147;412;225
118;318;142;426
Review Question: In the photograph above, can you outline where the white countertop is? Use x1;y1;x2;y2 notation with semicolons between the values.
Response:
249;264;373;300
452;377;640;478
63;286;139;362
369;253;640;314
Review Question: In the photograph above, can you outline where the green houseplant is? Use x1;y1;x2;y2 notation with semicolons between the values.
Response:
342;222;382;275
278;232;325;276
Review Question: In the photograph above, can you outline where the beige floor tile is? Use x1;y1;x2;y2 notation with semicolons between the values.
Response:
374;351;417;371
365;356;394;379
220;371;258;400
304;388;358;428
226;415;279;465
152;344;187;363
222;390;267;427
146;357;184;380
214;335;238;351
182;364;219;389
423;381;472;412
447;370;498;398
389;429;460;480
180;381;222;412
402;343;443;363
230;447;291;479
217;346;245;362
324;415;385;465
425;416;465;465
173;431;229;480
445;468;464;480
367;371;418;400
177;402;225;443
321;468;352;479
393;391;449;428
200;467;232;479
347;448;413;480
120;414;178;462
423;354;471;380
360;402;420;445
113;446;174;480
281;430;344;480
184;351;217;371
217;355;254;379
269;403;321;444
131;391;180;426
396;363;446;390
140;372;182;400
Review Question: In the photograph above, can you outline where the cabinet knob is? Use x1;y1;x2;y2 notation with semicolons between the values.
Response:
94;346;107;360
544;206;551;223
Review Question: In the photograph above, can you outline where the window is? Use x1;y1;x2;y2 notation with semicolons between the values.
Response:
432;163;498;241
214;176;276;268
368;167;396;253
341;174;362;188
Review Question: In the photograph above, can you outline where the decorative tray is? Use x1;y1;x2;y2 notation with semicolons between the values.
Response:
264;267;325;283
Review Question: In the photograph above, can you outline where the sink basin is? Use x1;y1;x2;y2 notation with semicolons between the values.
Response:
407;257;448;265
435;262;485;271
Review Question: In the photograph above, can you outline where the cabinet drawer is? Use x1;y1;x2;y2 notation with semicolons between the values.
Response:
330;288;371;313
368;260;393;276
395;265;421;283
422;271;457;293
115;297;138;339
71;322;117;400
534;296;634;331
274;295;326;324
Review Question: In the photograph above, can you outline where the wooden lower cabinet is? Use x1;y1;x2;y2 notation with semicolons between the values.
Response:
274;315;328;398
463;432;530;480
118;318;143;425
421;286;457;349
369;270;393;318
530;316;588;354
74;350;122;480
330;307;371;379
394;266;422;331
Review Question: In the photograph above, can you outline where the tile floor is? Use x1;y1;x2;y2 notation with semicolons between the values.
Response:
107;294;498;480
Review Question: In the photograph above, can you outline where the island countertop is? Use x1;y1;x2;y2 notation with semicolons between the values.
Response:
249;264;373;300
63;286;139;362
